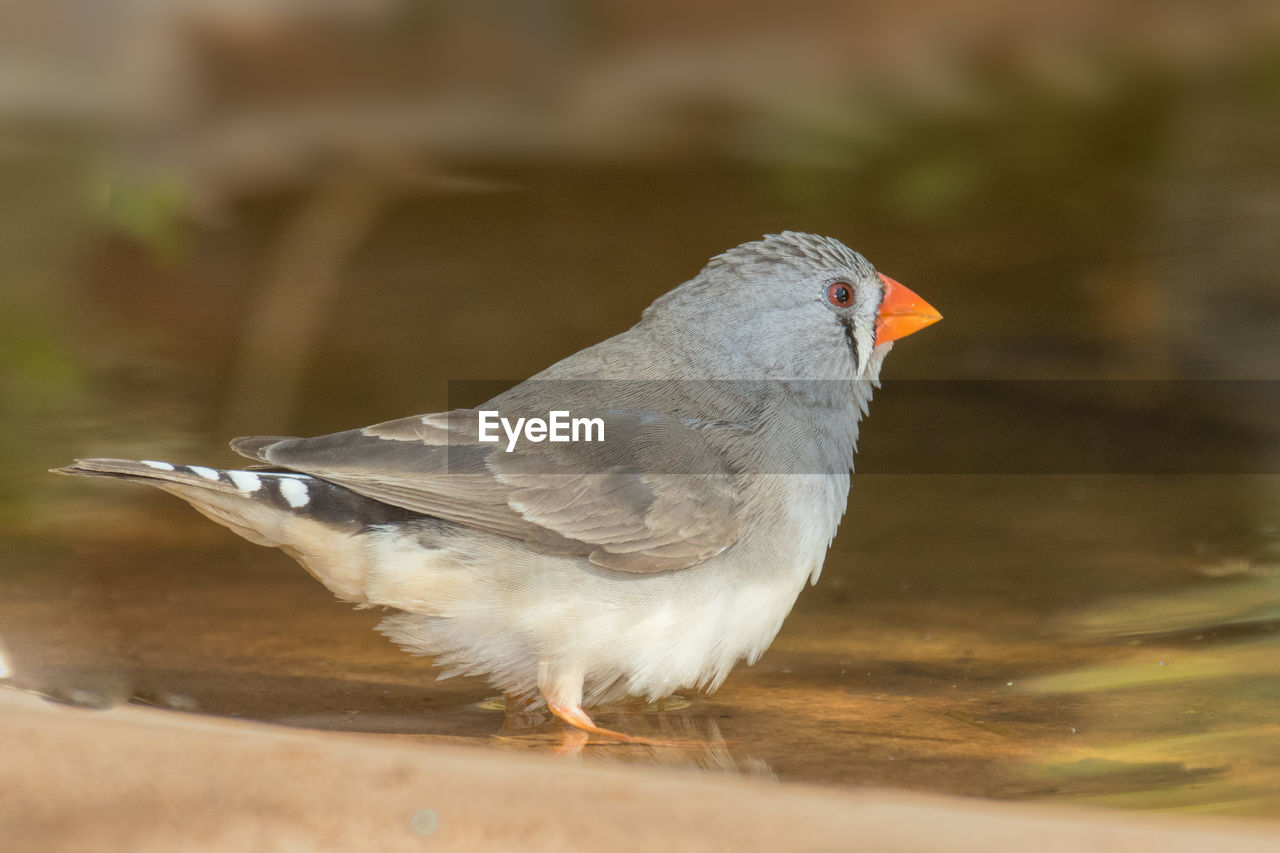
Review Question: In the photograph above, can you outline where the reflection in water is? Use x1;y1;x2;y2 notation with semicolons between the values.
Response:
1053;568;1280;641
1017;561;1280;813
494;702;774;774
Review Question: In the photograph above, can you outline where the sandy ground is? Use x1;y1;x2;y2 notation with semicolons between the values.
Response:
2;688;1278;853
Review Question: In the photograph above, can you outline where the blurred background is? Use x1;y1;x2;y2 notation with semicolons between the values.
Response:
3;0;1280;817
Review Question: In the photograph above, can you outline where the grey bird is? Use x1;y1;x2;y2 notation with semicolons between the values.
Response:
55;232;941;741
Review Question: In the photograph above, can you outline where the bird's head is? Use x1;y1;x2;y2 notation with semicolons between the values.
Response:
643;231;941;380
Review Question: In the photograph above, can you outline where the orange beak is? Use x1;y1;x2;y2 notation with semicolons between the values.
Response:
874;272;942;346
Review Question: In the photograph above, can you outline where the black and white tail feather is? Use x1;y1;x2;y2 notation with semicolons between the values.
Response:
52;457;419;603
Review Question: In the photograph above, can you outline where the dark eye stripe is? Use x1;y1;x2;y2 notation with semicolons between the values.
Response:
841;316;862;373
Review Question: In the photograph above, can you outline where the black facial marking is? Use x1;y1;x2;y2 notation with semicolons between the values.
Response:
840;315;862;374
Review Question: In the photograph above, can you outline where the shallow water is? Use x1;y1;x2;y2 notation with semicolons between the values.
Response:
8;471;1280;811
4;86;1280;814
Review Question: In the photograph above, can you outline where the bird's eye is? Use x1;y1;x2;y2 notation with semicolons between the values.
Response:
827;282;852;307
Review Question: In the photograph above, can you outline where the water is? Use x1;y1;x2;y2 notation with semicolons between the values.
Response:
8;473;1279;808
3;83;1280;814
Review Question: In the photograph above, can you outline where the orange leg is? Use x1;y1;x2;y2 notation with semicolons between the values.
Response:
548;700;648;743
538;659;685;747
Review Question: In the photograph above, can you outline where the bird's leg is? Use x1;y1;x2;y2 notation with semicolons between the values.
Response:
544;698;696;749
547;700;646;742
538;658;645;743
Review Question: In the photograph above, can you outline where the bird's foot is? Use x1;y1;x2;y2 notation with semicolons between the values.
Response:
547;701;686;747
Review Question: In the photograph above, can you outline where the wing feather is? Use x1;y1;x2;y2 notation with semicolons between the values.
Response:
233;408;742;573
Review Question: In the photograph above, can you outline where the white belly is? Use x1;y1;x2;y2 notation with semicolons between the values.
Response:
367;474;845;706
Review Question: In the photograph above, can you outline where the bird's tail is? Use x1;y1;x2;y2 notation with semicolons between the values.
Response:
53;458;416;603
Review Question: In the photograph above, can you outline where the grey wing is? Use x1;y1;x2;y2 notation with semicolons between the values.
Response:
231;408;743;573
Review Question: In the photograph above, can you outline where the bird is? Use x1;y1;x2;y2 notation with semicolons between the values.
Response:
55;232;940;741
